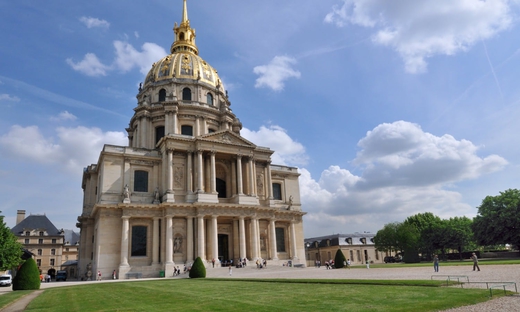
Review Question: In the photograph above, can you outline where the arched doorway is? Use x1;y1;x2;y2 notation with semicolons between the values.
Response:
216;178;226;198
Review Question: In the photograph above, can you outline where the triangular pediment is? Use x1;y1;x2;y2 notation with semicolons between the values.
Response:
199;130;256;147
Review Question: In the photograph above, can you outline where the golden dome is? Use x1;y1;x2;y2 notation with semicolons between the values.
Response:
143;0;223;91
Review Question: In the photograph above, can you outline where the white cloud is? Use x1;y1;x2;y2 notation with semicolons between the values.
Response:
113;41;167;75
67;42;167;77
79;16;110;29
66;53;110;77
0;94;21;102
0;125;126;174
299;120;508;236
325;0;515;73
50;111;77;122
241;125;308;166
253;56;301;91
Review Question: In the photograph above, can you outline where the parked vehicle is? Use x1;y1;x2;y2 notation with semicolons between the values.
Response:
56;270;67;281
384;256;396;263
0;274;12;286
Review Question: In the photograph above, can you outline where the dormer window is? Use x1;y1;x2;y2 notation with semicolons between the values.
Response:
39;231;44;236
360;238;367;244
345;237;352;244
25;231;30;236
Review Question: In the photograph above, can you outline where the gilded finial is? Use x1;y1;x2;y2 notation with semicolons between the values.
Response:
171;0;198;55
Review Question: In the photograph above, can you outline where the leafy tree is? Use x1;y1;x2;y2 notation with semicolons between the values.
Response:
12;258;41;290
0;211;22;271
189;257;206;278
334;249;346;268
473;189;520;249
404;212;443;261
396;222;421;263
374;222;400;253
443;217;475;260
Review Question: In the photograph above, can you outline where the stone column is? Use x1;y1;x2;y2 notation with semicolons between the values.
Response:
231;161;237;197
269;219;278;260
165;216;174;264
236;156;243;195
186;216;194;262
197;215;205;260
152;217;160;264
210;151;216;194
266;163;273;199
172;112;178;134
163;149;175;203
186;152;193;193
211;216;219;264
120;216;130;267
239;216;246;260
196;150;204;193
164;112;170;136
248;157;255;196
290;221;298;260
251;217;258;260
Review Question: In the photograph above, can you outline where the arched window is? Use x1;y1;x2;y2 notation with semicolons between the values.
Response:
180;32;185;41
216;178;226;198
158;89;166;102
206;93;214;106
181;125;193;136
182;88;192;101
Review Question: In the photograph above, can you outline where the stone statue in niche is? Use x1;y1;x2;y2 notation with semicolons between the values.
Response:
173;236;183;253
287;195;293;210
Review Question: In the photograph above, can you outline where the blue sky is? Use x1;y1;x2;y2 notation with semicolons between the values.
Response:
1;0;519;237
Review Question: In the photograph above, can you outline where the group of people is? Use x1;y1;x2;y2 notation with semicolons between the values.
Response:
39;274;51;282
433;252;480;272
255;259;267;269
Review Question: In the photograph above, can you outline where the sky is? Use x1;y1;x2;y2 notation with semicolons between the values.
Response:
1;0;520;238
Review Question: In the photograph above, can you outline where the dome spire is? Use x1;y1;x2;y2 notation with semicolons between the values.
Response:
171;0;198;55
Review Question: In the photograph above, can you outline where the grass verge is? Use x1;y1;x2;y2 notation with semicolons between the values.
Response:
23;279;497;312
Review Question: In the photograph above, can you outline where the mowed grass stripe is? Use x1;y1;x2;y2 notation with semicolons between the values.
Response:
24;279;494;311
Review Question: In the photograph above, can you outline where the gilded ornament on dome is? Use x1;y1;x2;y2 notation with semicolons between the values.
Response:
202;62;211;78
181;55;192;74
159;56;171;77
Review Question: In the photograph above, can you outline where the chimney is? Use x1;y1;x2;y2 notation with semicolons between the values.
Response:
16;210;26;225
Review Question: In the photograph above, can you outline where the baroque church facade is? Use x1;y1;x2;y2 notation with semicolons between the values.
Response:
77;0;306;278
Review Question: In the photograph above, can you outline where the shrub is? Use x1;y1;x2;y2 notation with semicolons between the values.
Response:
334;249;346;268
12;258;40;290
189;257;206;278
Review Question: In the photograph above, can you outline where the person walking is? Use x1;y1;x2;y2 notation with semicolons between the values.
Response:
433;255;439;272
97;270;102;281
112;270;117;279
228;265;233;276
471;253;480;271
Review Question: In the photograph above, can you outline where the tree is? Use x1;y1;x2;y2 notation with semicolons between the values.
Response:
443;217;475;260
0;211;23;271
473;189;520;249
12;258;41;290
404;212;443;261
334;249;346;268
189;257;206;278
374;222;400;253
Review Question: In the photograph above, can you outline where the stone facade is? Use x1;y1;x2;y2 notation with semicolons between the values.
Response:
76;0;306;279
11;210;79;277
304;233;396;266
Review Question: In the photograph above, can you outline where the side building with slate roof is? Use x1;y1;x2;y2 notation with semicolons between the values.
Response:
11;210;79;278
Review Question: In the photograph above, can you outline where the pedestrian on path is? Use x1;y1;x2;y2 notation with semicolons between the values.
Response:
471;253;480;271
228;265;232;276
433;255;439;272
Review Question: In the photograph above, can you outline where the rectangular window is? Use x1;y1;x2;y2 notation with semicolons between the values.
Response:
350;250;354;261
275;228;286;252
51;249;56;255
66;248;69;252
25;239;29;244
38;239;43;244
272;183;282;200
357;250;361;262
52;239;56;244
131;226;147;257
134;170;149;192
155;126;165;145
50;259;55;266
181;125;193;136
37;249;42;256
37;259;41;267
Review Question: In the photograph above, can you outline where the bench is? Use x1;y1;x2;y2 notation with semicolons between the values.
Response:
125;272;142;279
489;282;517;297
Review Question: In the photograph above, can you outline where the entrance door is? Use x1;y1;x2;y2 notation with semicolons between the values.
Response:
218;234;229;262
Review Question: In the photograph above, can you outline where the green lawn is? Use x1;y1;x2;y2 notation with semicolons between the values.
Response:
7;279;498;312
